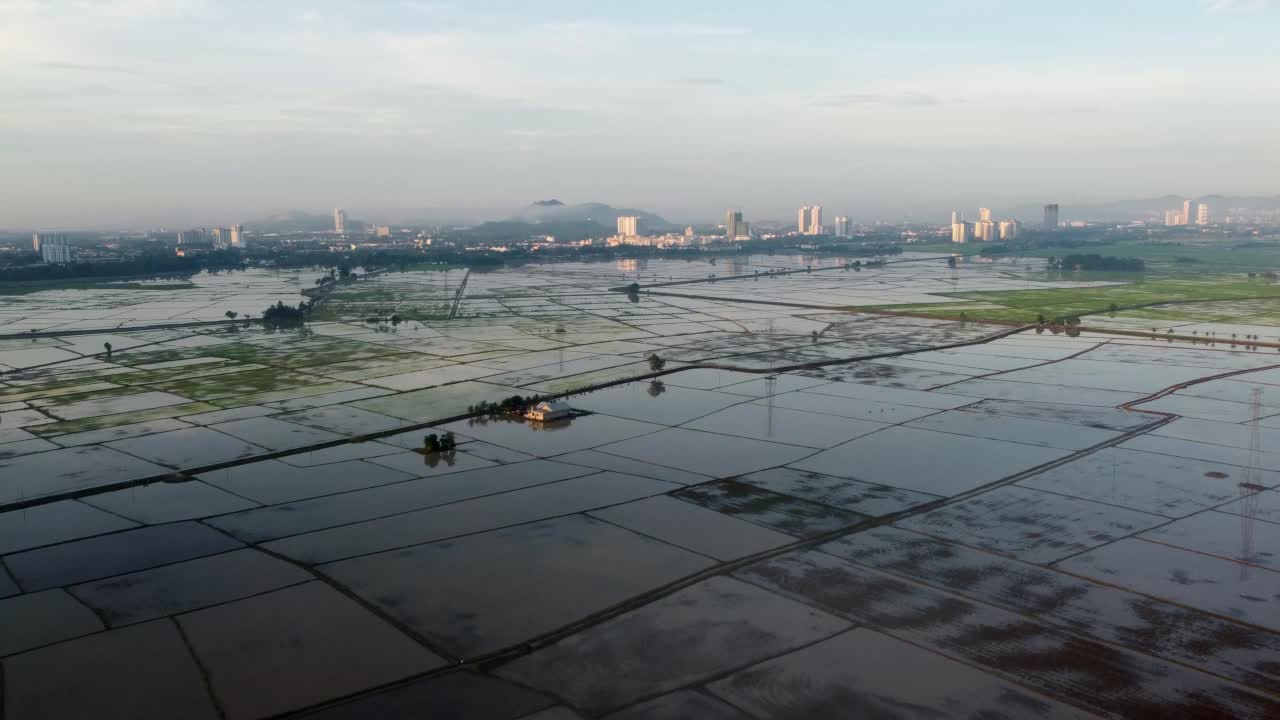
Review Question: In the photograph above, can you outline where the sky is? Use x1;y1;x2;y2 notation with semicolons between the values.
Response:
2;0;1279;228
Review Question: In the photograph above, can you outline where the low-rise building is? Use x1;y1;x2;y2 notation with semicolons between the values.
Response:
526;400;571;421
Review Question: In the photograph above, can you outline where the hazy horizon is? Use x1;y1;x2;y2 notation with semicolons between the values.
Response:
4;0;1279;229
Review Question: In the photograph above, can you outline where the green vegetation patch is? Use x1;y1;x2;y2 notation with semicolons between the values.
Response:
209;381;361;408
0;379;122;403
28;402;221;436
0;278;195;296
148;367;326;401
200;336;405;368
115;363;266;388
873;279;1280;323
28;384;154;409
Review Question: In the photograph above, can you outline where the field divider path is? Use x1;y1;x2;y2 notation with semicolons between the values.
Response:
446;269;471;320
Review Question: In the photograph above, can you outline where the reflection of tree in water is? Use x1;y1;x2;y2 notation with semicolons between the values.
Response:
423;449;457;469
648;379;666;397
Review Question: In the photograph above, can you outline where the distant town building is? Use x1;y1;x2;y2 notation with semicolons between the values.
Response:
979;207;993;223
176;229;206;246
1165;209;1182;226
1196;203;1211;225
998;219;1020;240
375;225;392;237
39;235;73;264
1043;203;1060;229
334;208;347;234
725;210;747;239
1182;199;1196;227
32;232;42;252
976;220;998;242
616;216;640;237
951;218;972;244
229;224;244;248
834;216;851;237
684;226;695;238
798;205;823;235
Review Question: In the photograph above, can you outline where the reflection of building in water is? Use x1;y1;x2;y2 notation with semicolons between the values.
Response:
526;400;571;422
617;259;639;273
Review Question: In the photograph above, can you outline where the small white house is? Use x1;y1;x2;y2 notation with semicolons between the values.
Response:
526;400;571;421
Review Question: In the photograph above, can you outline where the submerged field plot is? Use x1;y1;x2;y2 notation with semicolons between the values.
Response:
3;254;1280;718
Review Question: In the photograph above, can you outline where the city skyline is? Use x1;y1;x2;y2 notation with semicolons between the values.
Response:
3;1;1279;228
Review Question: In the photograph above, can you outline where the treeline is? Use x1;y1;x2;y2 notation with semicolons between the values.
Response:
1048;254;1145;272
0;251;245;283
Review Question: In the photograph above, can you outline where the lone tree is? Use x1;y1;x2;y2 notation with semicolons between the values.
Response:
225;311;238;321
647;353;666;372
103;342;112;358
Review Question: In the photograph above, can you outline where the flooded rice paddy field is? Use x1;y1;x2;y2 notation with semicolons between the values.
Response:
4;254;1280;718
0;268;311;334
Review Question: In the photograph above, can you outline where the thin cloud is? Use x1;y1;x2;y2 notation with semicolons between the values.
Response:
1203;0;1277;13
813;92;947;108
679;76;726;86
35;61;141;75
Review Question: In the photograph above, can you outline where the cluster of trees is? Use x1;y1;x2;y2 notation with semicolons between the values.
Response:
0;251;244;282
261;300;313;328
467;394;543;418
1047;254;1145;272
422;432;457;454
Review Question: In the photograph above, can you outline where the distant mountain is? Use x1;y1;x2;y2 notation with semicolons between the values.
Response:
510;201;675;230
245;211;344;233
1010;195;1280;222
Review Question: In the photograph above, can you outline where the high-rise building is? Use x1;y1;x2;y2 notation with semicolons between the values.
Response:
977;220;998;242
616;216;640;237
834;216;851;237
979;207;993;223
210;227;229;247
684;226;695;238
725;210;746;239
1197;203;1211;226
32;232;71;254
999;220;1020;240
1043;204;1060;229
229;225;244;248
334;208;347;234
39;235;72;264
797;205;823;235
375;225;392;238
951;220;971;244
1182;199;1195;227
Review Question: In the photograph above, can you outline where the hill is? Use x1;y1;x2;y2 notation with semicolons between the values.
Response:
510;200;675;231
